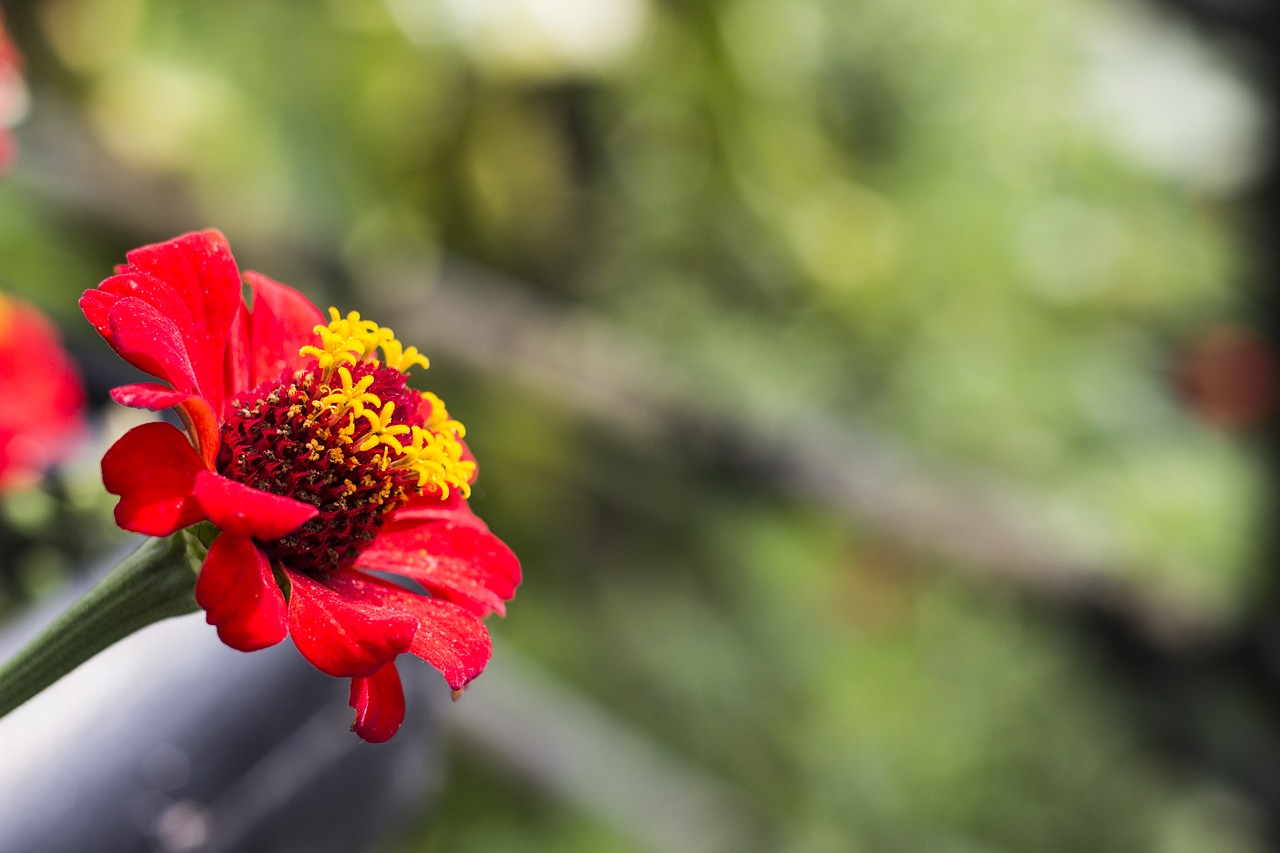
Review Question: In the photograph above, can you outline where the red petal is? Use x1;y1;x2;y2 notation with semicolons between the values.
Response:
101;422;207;536
244;271;324;386
192;470;318;540
123;230;243;414
107;297;201;395
285;570;417;678
325;571;493;690
195;535;288;652
107;383;220;467
349;663;406;744
224;301;251;402
403;597;492;690
357;521;520;618
81;271;197;353
78;290;113;338
82;296;165;385
110;382;191;411
181;401;222;470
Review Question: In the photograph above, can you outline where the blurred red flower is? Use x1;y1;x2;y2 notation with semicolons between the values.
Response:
0;294;86;489
82;230;520;742
1174;323;1276;430
0;14;27;174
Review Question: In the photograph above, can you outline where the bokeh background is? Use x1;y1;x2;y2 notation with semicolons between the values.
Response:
1;0;1278;850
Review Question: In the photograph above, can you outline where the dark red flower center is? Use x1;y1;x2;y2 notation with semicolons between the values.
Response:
216;363;426;575
214;309;474;575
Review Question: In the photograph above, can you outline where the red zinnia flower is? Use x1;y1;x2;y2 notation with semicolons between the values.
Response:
1174;322;1277;429
81;230;520;742
0;293;86;489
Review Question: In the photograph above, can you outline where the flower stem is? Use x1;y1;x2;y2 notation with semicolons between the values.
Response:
0;531;205;718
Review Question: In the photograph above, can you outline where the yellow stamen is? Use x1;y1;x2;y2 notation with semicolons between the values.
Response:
299;307;429;378
319;367;381;419
296;306;474;499
380;338;430;373
387;421;475;499
422;391;466;438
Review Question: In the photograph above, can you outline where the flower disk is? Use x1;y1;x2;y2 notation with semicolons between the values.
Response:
216;310;474;576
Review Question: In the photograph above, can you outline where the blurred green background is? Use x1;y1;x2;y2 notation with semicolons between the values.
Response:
0;0;1273;850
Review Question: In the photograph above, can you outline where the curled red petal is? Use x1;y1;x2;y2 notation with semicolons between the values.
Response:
357;521;520;618
81;271;196;348
109;271;195;331
110;382;191;411
244;270;324;386
285;570;417;678
81;314;158;384
195;534;288;652
107;384;220;468
349;662;406;744
78;290;113;338
180;400;222;470
192;470;318;540
101;422;206;536
107;297;201;395
123;230;243;415
326;571;493;690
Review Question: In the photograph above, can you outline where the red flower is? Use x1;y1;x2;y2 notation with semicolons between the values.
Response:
82;230;520;742
0;294;86;489
1174;323;1276;429
0;14;26;174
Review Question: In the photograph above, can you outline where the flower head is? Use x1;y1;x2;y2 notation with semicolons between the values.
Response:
0;293;86;489
82;230;520;742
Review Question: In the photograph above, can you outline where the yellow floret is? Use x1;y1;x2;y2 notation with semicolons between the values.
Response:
422;391;466;438
300;308;429;376
319;367;381;418
300;306;474;499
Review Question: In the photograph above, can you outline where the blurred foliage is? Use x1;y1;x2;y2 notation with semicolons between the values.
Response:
0;472;118;612
0;0;1272;849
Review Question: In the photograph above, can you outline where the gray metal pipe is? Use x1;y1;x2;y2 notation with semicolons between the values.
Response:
0;546;444;853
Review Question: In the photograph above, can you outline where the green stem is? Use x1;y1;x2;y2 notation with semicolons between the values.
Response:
0;531;205;718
